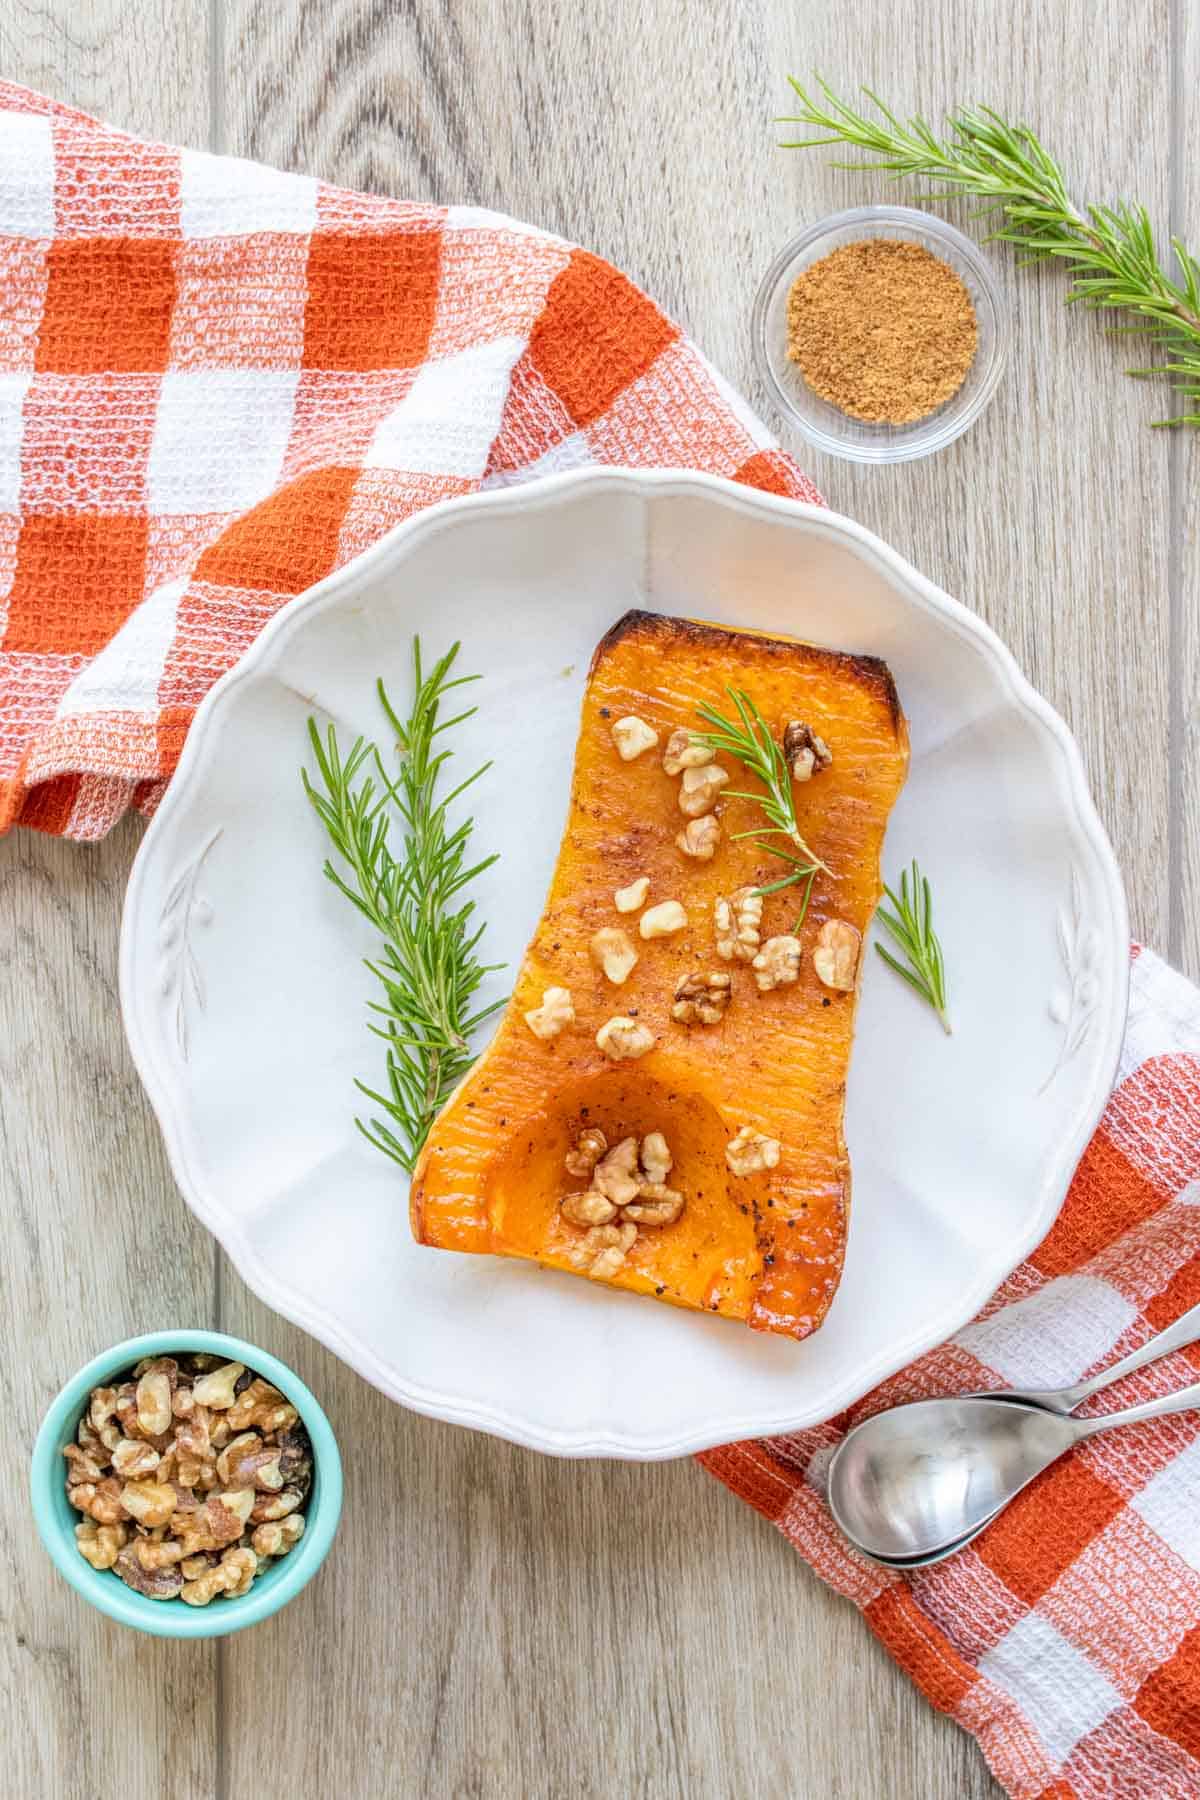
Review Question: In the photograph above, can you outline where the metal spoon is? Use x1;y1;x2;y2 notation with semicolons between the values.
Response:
828;1380;1200;1564
826;1301;1200;1569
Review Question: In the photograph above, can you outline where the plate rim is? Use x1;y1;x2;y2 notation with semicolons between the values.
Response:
119;466;1130;1459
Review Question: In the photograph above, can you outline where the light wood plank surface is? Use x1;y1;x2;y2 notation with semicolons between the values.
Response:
2;2;1195;1796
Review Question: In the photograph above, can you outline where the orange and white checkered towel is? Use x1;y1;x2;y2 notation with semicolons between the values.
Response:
703;945;1200;1799
4;87;1200;1800
0;83;815;838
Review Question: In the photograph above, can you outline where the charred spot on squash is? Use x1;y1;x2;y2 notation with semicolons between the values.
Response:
410;608;908;1340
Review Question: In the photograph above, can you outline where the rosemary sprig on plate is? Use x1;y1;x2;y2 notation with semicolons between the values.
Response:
691;687;828;930
302;640;505;1171
779;76;1200;426
875;859;952;1034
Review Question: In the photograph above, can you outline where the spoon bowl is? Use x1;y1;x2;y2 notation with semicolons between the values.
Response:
828;1397;1077;1562
829;1306;1200;1567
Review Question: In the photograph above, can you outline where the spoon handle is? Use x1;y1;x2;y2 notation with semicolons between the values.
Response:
1074;1374;1200;1437
1031;1299;1200;1413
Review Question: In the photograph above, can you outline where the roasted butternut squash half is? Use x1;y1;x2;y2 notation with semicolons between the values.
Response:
411;610;908;1340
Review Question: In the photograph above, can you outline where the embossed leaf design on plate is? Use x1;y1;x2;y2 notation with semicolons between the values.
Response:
158;828;221;1061
1042;868;1101;1093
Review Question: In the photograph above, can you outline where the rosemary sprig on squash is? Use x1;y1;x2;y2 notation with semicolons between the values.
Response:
302;639;505;1171
691;686;827;929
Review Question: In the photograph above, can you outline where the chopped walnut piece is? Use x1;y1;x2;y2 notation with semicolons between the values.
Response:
74;1519;127;1571
590;926;639;986
203;1489;256;1548
622;1185;684;1226
614;875;650;913
62;1442;106;1487
752;935;803;993
220;1545;259;1599
783;720;832;782
76;1416;106;1461
593;1136;642;1206
180;1562;235;1607
560;1189;618;1227
120;1480;178;1529
174;1407;212;1464
564;1126;607;1179
114;1542;183;1599
70;1476;125;1526
596;1015;654;1061
176;1455;218;1492
676;815;721;860
111;1437;162;1480
191;1362;244;1412
171;1387;195;1420
714;888;762;962
275;1428;313;1497
88;1387;121;1451
611;715;659;761
133;1535;186;1573
640;1131;673;1185
524;985;575;1040
813;919;862;991
249;1488;303;1526
180;1553;217;1580
216;1431;284;1492
725;1126;781;1177
135;1370;173;1438
639;900;687;939
225;1380;297;1436
671;970;732;1025
581;1222;638;1279
114;1385;141;1442
662;728;713;775
252;1515;305;1559
677;762;729;817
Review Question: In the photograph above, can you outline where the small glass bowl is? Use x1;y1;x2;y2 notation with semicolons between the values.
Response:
753;204;1007;463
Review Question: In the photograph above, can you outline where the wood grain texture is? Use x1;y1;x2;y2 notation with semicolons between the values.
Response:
1;823;218;1800
0;0;1192;1795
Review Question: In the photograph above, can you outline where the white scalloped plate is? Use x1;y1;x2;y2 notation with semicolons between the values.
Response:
120;470;1128;1458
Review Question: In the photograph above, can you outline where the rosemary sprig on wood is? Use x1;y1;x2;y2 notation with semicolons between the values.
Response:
875;859;952;1034
780;76;1200;426
302;640;505;1171
691;688;828;929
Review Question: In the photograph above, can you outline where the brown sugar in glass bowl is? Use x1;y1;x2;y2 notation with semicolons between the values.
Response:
786;238;978;426
752;206;1007;463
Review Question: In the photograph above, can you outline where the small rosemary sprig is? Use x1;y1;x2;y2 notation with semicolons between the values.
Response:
302;640;505;1171
875;860;951;1034
779;76;1200;426
691;687;828;929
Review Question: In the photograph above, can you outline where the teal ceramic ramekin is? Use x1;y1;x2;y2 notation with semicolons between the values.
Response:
31;1329;342;1638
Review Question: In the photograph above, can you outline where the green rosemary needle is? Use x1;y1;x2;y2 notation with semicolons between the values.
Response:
779;76;1200;426
302;639;505;1172
691;687;828;930
874;859;952;1034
